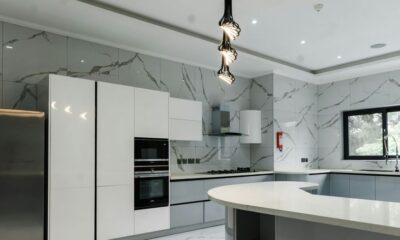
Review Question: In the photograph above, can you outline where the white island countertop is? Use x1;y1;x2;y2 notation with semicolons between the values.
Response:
208;181;400;237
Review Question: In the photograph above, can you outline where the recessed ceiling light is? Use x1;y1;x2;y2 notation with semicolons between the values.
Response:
370;43;387;49
337;55;342;59
5;45;13;49
251;19;258;24
300;40;306;45
80;59;85;63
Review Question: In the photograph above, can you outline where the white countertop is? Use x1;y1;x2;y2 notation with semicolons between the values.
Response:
276;169;400;176
170;171;274;181
208;181;400;237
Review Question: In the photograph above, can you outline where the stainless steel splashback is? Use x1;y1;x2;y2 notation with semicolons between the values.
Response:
0;109;45;240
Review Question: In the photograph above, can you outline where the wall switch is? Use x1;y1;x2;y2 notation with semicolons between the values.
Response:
188;158;194;164
301;158;308;163
177;159;182;164
195;158;200;164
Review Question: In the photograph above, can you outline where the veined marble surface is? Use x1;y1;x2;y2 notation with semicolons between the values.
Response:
317;70;400;170
209;181;400;237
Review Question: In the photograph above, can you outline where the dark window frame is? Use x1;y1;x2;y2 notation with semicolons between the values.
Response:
343;105;400;160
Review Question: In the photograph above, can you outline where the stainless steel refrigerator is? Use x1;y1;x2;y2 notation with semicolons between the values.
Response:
0;109;45;240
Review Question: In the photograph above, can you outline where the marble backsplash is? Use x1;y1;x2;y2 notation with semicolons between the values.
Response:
0;21;252;174
317;70;400;170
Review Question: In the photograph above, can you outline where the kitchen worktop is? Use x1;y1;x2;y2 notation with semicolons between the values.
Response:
276;169;400;176
170;171;274;181
208;181;400;237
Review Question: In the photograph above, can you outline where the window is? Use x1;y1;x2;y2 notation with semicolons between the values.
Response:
343;106;400;160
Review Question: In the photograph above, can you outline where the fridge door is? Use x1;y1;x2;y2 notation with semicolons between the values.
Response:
0;109;45;240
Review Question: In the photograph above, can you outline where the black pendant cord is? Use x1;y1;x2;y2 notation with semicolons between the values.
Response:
224;0;232;18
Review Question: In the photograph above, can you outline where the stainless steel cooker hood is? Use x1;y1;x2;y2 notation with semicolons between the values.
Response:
209;106;243;136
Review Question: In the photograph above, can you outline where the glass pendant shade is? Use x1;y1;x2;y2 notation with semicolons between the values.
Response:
218;61;235;85
218;33;238;65
219;0;241;40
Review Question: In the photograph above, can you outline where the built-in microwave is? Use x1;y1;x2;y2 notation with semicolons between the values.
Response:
134;137;169;210
134;138;169;161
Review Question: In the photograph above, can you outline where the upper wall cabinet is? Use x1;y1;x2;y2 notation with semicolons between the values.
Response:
97;82;135;186
134;88;169;139
169;98;202;141
240;110;261;144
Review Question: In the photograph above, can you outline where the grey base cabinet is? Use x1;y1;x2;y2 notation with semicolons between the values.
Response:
204;201;225;222
376;176;400;202
170;174;273;229
171;203;203;228
330;174;350;197
349;175;375;200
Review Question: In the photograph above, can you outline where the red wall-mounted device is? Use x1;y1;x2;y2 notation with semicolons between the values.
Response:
276;131;283;152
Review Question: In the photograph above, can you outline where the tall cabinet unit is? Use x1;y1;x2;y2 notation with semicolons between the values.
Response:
134;88;170;234
47;75;95;240
96;82;135;240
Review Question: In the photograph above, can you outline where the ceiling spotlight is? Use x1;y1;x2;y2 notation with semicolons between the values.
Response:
218;60;235;85
218;33;238;65
252;19;258;24
300;40;306;45
219;0;241;40
5;45;13;49
370;43;387;49
80;59;85;63
337;55;342;59
314;3;324;12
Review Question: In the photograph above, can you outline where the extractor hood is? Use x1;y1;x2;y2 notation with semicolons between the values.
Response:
208;106;243;136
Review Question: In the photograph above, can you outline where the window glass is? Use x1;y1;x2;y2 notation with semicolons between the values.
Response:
387;111;400;155
348;113;383;156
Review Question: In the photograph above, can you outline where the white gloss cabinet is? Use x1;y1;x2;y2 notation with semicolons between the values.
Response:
169;97;202;141
97;186;134;240
134;207;170;235
97;82;134;186
96;82;135;239
240;110;261;144
134;88;169;138
48;75;95;240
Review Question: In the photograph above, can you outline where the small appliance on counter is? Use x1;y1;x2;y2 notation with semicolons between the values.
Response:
134;138;169;210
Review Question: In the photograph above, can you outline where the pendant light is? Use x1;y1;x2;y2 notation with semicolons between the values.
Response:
217;0;240;85
219;0;241;40
218;33;238;65
218;59;235;85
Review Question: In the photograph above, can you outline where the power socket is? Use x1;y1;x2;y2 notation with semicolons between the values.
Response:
301;158;308;163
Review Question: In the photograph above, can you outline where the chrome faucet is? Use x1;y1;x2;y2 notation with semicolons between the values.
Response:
384;133;400;172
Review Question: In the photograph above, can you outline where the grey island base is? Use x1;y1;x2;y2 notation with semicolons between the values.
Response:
208;182;400;240
225;209;397;240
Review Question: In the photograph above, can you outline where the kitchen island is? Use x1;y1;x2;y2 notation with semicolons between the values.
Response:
208;181;400;240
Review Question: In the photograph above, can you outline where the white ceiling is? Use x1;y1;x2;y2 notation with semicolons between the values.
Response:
0;0;400;84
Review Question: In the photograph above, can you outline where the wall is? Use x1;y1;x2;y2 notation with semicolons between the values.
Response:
273;74;318;170
250;73;319;171
0;21;252;174
317;69;400;170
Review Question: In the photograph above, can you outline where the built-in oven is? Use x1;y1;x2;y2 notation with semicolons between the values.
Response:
134;138;169;210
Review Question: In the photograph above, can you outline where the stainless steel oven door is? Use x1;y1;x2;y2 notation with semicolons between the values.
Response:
134;172;169;210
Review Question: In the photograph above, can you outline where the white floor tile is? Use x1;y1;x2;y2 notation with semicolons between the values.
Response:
150;225;225;240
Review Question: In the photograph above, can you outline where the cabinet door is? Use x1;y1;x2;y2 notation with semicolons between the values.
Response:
307;174;330;195
97;82;134;186
97;186;134;240
48;75;95;240
134;207;170;234
171;202;204;228
204;201;225;222
330;174;350;197
134;88;169;138
169;98;202;121
349;175;375;200
170;180;206;204
376;176;400;202
170;119;202;141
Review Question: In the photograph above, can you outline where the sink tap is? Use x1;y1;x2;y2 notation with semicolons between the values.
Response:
384;133;400;172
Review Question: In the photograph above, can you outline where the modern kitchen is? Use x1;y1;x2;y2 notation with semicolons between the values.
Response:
1;1;400;240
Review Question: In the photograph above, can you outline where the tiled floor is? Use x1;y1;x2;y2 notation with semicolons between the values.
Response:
150;225;225;240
